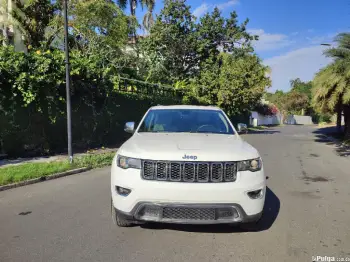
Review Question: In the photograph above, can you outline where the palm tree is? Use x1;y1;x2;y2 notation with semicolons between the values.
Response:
116;0;155;41
0;0;28;47
312;32;350;137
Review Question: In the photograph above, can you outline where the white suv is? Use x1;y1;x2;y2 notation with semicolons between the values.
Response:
111;105;266;227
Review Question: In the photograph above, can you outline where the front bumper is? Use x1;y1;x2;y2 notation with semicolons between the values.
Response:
111;164;266;224
114;202;263;224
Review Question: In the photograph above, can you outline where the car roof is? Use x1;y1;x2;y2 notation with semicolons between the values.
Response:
150;105;221;111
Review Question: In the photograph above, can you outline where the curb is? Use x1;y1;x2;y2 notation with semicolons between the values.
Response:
0;167;92;192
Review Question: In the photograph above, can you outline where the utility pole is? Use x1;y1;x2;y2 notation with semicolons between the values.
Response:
63;0;73;163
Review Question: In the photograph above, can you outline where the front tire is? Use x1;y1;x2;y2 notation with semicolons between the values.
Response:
111;199;133;227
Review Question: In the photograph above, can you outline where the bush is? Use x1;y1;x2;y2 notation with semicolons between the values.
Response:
0;47;181;157
312;113;332;124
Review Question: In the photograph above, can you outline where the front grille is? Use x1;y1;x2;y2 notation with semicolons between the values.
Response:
136;204;240;222
141;160;237;183
163;207;215;220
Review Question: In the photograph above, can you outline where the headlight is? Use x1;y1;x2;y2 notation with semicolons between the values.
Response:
238;158;262;172
117;155;141;169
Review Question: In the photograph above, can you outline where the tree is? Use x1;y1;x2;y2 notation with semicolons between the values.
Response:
11;0;58;48
116;0;155;38
284;91;309;115
290;78;312;100
71;0;128;49
265;88;310;123
312;32;350;137
140;0;198;83
255;103;278;116
196;7;256;64
140;0;257;84
185;52;271;116
312;63;350;134
0;0;29;46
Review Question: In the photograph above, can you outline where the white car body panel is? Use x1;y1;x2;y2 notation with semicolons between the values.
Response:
119;133;259;161
111;105;266;225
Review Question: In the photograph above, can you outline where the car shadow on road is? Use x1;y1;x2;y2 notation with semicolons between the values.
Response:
313;127;350;157
140;187;280;233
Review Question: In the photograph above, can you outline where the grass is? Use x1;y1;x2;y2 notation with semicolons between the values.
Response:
74;152;115;168
0;152;115;186
318;122;335;127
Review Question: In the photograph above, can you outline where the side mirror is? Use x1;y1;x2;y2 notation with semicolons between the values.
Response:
237;123;248;134
124;122;135;134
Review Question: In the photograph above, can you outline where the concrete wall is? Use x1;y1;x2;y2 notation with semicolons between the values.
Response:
250;111;282;126
285;115;313;125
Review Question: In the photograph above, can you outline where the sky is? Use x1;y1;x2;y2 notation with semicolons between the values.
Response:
134;0;349;93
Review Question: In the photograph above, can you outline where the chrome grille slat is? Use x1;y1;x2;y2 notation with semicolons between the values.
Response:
156;162;167;180
169;163;181;181
183;163;195;182
197;163;209;182
224;163;237;182
143;161;155;180
142;160;237;183
211;163;223;182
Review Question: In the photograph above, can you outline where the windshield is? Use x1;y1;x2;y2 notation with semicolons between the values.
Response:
137;109;235;134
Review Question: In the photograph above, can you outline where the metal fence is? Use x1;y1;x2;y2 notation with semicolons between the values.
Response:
118;77;184;102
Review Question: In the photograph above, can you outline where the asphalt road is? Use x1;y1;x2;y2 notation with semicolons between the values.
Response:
1;125;350;262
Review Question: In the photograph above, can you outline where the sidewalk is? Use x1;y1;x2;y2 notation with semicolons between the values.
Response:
0;147;118;168
313;126;350;157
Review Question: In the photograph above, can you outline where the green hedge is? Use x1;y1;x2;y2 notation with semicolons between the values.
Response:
0;47;182;157
0;46;249;157
1;90;181;157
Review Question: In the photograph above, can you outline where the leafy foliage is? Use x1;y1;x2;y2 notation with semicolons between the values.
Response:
116;0;155;31
186;53;271;115
140;0;198;83
0;0;272;156
71;0;129;51
139;1;258;84
11;0;58;48
267;78;314;115
290;78;313;100
255;103;278;116
312;32;350;137
0;46;181;156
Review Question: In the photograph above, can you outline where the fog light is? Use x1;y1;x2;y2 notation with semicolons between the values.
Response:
217;208;239;219
137;205;162;220
144;206;161;218
116;186;131;196
247;189;264;199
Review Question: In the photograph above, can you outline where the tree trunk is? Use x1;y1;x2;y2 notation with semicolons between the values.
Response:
336;101;342;133
344;105;350;140
129;0;137;44
2;25;8;46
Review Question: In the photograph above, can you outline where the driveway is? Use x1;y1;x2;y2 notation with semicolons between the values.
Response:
1;125;350;262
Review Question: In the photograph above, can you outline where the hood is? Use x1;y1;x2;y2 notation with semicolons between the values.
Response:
118;133;259;161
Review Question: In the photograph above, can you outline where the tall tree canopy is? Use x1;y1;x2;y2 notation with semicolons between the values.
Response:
116;0;155;35
188;52;271;116
312;32;350;137
140;0;258;84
